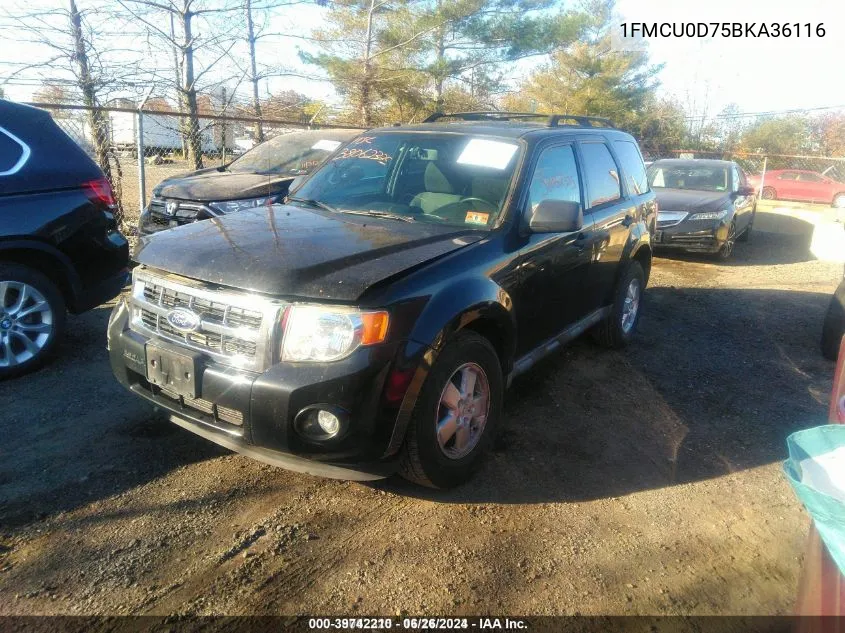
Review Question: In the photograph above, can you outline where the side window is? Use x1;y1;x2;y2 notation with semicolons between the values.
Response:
613;140;648;195
526;145;581;211
0;127;29;176
778;172;799;181
731;166;742;191
798;172;823;182
580;142;621;208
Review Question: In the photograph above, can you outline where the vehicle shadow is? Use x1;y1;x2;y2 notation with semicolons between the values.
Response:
0;300;225;528
375;285;834;504
656;211;817;266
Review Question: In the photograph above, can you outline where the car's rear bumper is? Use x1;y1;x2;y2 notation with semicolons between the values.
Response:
107;299;415;480
72;267;131;313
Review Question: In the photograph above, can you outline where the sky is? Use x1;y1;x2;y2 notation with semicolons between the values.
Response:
2;0;843;119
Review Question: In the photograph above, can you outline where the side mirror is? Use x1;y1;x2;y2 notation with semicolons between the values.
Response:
735;185;756;197
529;199;584;233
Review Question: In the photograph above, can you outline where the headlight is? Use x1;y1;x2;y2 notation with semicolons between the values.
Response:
689;209;729;221
281;305;390;362
208;196;273;214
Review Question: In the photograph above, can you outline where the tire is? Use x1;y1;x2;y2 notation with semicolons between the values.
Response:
761;186;776;200
0;263;66;379
399;330;503;489
592;260;645;349
821;282;845;361
714;220;738;261
833;193;845;209
737;210;755;243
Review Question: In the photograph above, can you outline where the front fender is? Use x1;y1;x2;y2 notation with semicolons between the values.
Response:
383;276;516;457
408;276;516;357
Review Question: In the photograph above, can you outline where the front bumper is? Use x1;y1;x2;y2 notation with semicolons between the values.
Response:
654;219;730;253
108;299;418;480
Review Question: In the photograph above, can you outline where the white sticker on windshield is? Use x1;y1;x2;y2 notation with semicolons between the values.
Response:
312;139;342;152
456;139;518;170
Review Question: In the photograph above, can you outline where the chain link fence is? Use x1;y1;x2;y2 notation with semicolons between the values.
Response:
29;102;359;236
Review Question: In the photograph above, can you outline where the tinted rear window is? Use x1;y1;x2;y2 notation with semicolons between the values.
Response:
613;140;648;195
580;142;621;207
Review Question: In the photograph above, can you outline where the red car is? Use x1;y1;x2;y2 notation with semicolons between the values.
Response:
746;170;845;208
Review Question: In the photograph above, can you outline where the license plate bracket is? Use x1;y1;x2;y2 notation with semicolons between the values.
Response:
146;342;203;399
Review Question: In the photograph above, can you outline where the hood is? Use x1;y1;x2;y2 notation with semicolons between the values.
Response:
154;169;295;202
134;204;484;301
654;188;731;213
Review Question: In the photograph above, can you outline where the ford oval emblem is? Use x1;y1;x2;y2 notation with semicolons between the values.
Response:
166;308;201;333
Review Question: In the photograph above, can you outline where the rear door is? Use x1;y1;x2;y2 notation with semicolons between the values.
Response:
512;142;592;354
577;139;630;312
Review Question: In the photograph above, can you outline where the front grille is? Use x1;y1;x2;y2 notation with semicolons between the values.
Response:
142;283;263;330
657;211;689;228
130;268;285;372
147;197;208;227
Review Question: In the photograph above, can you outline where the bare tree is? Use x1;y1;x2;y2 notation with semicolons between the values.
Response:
116;0;245;169
240;0;315;142
0;0;143;220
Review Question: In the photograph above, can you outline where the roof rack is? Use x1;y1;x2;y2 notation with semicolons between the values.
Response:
423;111;615;129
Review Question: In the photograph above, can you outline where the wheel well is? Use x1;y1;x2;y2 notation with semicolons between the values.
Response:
633;245;652;284
461;317;512;375
0;249;75;306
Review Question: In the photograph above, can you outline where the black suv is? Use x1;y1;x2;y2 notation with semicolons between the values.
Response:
108;112;656;488
1;100;129;378
138;128;360;236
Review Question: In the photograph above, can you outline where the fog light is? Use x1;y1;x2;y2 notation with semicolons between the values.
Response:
294;405;348;442
317;410;341;436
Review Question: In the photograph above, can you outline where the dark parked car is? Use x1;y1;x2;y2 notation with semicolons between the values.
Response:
109;111;656;488
138;128;361;235
648;159;756;260
0;100;129;377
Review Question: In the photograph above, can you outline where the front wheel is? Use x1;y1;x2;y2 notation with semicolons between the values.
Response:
592;260;645;349
399;331;503;489
761;186;776;200
0;264;66;379
714;220;738;261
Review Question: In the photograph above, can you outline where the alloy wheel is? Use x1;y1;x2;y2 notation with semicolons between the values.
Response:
721;221;737;258
435;362;490;459
621;278;641;334
0;281;54;368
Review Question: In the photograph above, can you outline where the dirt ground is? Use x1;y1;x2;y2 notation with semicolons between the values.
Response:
0;207;843;617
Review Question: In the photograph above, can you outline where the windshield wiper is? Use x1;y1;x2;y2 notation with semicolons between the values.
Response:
338;209;416;223
287;197;338;214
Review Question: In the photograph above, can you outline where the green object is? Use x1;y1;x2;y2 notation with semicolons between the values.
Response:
784;425;845;575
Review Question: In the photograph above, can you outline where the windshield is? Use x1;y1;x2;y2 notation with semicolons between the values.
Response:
292;132;521;228
227;130;357;176
648;163;730;192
